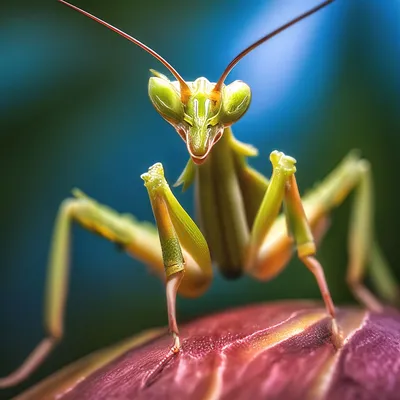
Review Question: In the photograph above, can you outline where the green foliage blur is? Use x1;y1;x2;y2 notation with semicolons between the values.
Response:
1;0;399;398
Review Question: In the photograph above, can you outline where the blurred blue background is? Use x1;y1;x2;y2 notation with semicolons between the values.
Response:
1;0;399;397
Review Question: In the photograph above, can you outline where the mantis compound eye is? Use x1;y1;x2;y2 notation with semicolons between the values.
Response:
219;81;251;126
148;76;185;124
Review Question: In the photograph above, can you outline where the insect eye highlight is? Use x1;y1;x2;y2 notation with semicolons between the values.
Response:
219;81;251;126
148;77;185;124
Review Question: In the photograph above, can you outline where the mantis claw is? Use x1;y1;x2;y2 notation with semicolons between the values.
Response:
330;318;343;349
171;333;181;354
270;150;297;176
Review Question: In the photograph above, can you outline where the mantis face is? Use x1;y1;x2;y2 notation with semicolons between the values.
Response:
57;0;334;164
148;74;251;164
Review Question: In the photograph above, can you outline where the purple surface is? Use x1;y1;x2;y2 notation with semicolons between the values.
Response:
326;312;400;400
17;302;400;400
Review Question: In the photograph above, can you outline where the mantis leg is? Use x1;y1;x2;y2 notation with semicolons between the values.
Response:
0;194;140;387
245;151;337;328
142;163;212;351
0;177;212;387
283;174;337;338
303;152;399;311
245;151;398;312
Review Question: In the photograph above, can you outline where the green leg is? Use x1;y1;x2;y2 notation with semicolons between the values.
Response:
246;150;297;270
142;163;212;352
345;160;393;311
0;193;155;388
368;243;399;307
245;151;340;345
0;179;212;387
303;152;399;311
284;174;339;344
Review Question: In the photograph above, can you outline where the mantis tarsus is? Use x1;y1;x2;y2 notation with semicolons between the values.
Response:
1;0;398;388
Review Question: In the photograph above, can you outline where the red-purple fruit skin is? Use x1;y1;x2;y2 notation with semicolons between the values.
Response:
16;301;400;400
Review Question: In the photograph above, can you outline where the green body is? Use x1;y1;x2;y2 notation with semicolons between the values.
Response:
195;128;261;278
1;0;398;389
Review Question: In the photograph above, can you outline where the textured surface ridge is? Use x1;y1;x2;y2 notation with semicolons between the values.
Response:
15;302;400;400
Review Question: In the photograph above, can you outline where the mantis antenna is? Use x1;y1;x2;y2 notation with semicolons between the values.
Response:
58;0;192;102
213;0;335;93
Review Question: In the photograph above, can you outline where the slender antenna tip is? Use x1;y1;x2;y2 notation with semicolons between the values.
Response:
215;0;335;89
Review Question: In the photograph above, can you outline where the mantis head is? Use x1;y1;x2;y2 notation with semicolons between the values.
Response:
59;0;334;165
148;73;251;163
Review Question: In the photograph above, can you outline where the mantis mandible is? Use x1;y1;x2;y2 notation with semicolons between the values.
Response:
1;0;398;388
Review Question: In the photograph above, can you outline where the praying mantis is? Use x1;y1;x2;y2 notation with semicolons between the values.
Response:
1;0;398;389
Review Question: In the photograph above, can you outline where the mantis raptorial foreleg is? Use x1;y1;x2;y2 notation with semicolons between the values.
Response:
244;151;336;329
0;184;212;387
244;151;398;312
284;174;339;338
141;162;212;351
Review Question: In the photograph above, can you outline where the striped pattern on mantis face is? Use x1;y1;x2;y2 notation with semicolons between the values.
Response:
149;74;251;161
1;0;399;389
